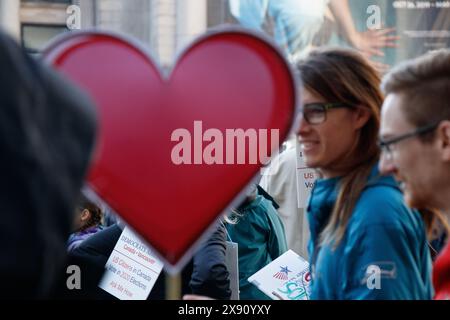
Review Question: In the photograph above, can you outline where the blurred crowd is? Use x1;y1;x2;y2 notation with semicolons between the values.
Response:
1;27;449;300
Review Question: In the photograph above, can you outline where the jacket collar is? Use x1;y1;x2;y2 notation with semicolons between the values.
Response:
307;163;400;246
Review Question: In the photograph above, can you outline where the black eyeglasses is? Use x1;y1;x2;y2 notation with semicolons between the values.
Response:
301;102;352;125
378;121;440;158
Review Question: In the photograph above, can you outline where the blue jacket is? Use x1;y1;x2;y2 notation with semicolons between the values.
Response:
307;165;433;300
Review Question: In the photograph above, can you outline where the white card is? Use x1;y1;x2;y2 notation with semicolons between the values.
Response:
295;139;317;209
248;250;311;300
98;226;164;300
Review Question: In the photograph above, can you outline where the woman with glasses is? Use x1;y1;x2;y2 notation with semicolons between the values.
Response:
297;48;432;299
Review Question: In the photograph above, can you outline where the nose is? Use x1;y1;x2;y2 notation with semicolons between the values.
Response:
379;151;396;175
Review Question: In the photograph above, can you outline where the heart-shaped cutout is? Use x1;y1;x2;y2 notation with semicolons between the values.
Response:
43;29;298;269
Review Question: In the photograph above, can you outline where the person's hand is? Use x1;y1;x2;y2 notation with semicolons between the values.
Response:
350;27;400;58
367;59;391;75
183;294;215;300
350;27;400;74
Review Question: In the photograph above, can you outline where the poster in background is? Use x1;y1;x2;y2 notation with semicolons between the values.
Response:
230;0;450;71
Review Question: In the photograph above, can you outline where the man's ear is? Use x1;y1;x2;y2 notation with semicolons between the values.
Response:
438;120;450;162
353;106;371;130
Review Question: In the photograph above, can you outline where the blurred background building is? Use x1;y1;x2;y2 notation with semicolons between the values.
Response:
0;0;234;66
2;1;449;67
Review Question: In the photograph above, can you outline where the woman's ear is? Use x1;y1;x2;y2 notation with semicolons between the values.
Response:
353;106;371;130
80;209;91;222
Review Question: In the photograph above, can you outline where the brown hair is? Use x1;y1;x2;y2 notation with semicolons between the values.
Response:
78;195;103;230
297;48;384;248
381;49;450;141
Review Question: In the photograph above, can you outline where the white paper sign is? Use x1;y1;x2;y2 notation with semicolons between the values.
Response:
98;226;163;300
295;139;318;209
248;250;311;300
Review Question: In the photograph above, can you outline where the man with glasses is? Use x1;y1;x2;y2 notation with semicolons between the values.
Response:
378;49;450;299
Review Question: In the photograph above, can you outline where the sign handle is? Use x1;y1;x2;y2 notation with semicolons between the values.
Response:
165;271;182;300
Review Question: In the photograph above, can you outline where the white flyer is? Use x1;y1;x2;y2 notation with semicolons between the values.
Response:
295;139;317;209
248;250;311;300
98;226;164;300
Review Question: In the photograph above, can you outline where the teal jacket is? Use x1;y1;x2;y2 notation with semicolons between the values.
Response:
227;194;288;300
307;165;433;300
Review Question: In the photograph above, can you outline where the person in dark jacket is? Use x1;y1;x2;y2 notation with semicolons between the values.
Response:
59;221;231;300
190;221;232;299
0;31;96;299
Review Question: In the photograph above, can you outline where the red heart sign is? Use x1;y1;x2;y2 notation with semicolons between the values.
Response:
43;30;298;269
